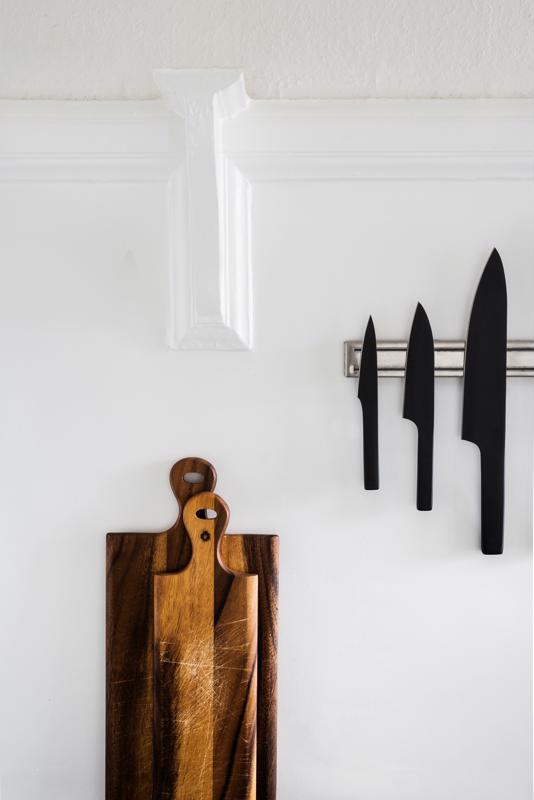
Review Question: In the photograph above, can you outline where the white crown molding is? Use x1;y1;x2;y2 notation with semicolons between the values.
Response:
230;150;533;182
0;95;532;351
0;100;170;182
0;154;170;183
154;69;252;350
225;98;534;183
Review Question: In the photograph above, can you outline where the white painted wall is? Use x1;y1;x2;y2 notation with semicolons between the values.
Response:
0;0;532;99
0;99;532;800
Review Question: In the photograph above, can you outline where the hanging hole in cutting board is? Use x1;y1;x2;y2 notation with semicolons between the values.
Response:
196;508;217;519
184;471;205;484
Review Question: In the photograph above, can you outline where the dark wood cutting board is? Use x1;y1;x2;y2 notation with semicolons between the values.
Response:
106;458;278;800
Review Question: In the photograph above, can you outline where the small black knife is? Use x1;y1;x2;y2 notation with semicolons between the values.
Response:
358;316;379;490
403;303;434;510
462;248;507;555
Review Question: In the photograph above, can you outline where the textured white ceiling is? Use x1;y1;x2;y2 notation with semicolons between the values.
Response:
0;0;532;99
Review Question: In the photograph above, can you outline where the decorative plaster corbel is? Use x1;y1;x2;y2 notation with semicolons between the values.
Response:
154;69;252;350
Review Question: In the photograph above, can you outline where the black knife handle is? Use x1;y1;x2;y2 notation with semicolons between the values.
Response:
362;407;379;490
480;446;505;555
416;428;433;511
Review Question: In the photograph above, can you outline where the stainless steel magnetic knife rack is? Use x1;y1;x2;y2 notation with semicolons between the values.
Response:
344;340;534;378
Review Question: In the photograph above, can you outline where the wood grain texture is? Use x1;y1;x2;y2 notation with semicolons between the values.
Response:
106;458;278;800
154;493;257;799
220;535;278;800
106;531;167;800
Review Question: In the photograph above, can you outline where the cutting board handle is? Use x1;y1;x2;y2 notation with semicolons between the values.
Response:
182;490;231;577
167;457;217;570
169;456;217;503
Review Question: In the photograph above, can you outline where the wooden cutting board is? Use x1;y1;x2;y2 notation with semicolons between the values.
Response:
154;492;258;798
106;458;278;800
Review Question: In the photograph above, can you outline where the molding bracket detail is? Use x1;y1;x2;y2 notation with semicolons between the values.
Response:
154;68;252;350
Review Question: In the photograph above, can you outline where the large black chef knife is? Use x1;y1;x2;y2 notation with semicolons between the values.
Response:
403;303;434;510
358;316;379;489
462;248;507;554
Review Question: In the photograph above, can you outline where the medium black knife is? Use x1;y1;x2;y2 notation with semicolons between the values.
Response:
462;248;507;555
403;303;434;510
358;316;379;490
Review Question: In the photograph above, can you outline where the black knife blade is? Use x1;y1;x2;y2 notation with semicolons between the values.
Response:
358;316;379;490
403;303;434;510
462;248;507;555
